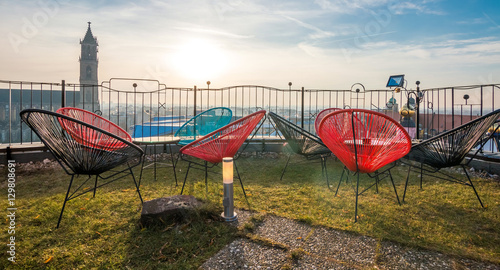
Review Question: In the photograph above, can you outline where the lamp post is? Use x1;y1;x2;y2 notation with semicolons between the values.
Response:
415;81;421;140
391;79;423;139
462;94;470;124
221;157;237;222
207;81;211;90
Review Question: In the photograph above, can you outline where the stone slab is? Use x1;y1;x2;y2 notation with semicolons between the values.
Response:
140;195;203;225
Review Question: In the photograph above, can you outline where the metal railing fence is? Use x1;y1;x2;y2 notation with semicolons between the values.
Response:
1;79;499;152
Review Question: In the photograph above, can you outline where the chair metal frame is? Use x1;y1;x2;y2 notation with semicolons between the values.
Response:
179;110;267;197
57;107;180;185
402;109;500;207
318;109;412;222
20;109;144;228
268;112;332;187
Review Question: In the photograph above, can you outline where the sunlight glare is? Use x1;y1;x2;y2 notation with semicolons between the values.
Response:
170;39;228;81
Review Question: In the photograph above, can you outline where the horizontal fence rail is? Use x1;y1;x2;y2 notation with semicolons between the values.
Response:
1;79;499;153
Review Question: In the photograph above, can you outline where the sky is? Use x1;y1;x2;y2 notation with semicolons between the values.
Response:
1;0;500;90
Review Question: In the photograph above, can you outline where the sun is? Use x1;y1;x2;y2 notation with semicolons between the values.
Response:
170;39;228;81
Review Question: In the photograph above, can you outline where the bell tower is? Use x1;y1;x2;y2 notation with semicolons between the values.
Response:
79;22;99;112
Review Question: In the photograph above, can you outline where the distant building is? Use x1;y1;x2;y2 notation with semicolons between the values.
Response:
79;22;100;112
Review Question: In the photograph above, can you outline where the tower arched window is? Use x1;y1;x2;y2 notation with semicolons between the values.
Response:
86;66;92;79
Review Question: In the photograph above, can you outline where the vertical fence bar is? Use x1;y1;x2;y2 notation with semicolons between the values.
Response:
19;82;23;144
289;86;292;122
74;83;77;107
439;89;442;129
451;87;455;129
443;89;446;130
493;85;495;115
193;85;197;117
125;91;128;131
301;87;305;129
304;90;312;130
39;83;42;110
480;85;483;116
50;83;53;111
61;80;66;108
133;84;136;129
8;82;12;145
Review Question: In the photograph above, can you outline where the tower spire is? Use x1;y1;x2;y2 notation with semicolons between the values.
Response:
82;21;96;44
79;22;99;112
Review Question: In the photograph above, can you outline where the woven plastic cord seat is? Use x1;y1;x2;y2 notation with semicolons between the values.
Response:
268;112;332;186
314;108;341;135
175;107;233;146
318;109;411;222
179;110;266;196
403;108;500;207
57;107;132;150
20;109;144;228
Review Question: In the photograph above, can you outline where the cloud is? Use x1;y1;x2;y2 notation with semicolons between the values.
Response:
482;12;500;29
279;14;336;39
314;0;390;13
388;1;445;15
363;37;500;65
456;17;489;25
313;0;446;16
172;26;254;39
297;42;327;57
428;38;500;61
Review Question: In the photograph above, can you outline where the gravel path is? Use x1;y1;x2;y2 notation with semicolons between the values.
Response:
201;209;500;270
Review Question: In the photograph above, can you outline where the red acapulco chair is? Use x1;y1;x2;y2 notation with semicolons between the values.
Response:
179;110;267;196
318;109;411;222
315;108;341;135
57;107;132;150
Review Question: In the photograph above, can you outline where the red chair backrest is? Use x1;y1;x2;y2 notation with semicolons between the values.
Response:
57;107;132;150
318;109;411;173
180;110;266;164
315;108;341;134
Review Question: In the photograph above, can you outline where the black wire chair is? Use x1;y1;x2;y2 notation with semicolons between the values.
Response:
20;109;144;228
402;108;500;207
268;112;332;187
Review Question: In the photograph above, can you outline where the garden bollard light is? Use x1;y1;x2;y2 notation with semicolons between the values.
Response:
221;157;238;222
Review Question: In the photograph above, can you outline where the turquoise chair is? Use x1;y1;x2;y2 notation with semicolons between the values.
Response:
175;107;233;146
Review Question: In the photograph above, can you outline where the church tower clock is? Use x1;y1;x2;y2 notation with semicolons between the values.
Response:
79;22;99;112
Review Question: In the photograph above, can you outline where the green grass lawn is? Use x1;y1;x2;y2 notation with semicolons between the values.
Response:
1;154;499;269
